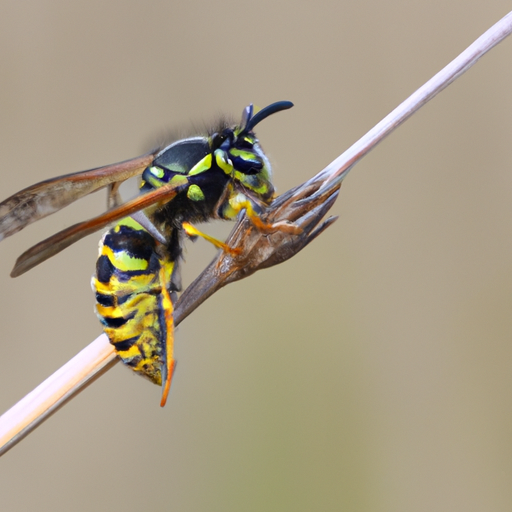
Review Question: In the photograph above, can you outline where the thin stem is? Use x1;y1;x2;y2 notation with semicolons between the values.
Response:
317;11;512;187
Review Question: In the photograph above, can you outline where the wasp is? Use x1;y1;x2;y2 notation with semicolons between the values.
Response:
0;101;294;406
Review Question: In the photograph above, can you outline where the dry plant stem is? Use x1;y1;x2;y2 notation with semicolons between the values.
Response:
0;335;118;456
316;10;512;189
1;11;511;457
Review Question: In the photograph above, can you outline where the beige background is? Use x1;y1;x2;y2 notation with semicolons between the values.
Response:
1;1;512;511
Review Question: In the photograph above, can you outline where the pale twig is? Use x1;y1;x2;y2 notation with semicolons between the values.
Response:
1;11;511;457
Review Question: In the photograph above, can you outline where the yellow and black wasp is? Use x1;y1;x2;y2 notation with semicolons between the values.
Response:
0;101;293;406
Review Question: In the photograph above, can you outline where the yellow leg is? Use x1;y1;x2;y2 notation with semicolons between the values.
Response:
182;199;302;258
159;265;175;408
182;221;241;255
233;198;303;235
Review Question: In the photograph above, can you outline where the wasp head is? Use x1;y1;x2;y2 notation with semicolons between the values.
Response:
211;101;293;204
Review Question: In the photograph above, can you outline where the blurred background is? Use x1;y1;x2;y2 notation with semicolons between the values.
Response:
1;1;512;511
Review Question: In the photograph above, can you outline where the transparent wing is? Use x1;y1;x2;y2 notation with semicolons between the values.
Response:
11;180;188;277
0;152;157;240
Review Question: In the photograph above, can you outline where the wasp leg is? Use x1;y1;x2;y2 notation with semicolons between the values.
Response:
107;182;123;209
159;264;176;408
234;198;303;235
182;221;241;255
182;198;302;256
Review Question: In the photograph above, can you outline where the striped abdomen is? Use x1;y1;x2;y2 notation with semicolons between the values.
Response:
92;218;175;386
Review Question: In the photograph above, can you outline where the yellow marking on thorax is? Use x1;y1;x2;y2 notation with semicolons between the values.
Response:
188;154;212;175
149;166;164;178
170;174;188;186
187;184;205;201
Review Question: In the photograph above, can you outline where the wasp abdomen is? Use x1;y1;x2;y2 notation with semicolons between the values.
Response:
92;218;174;386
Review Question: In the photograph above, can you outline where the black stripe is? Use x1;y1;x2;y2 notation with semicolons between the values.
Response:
117;293;132;305
96;255;114;283
96;292;114;307
96;292;134;307
113;336;139;352
100;311;136;329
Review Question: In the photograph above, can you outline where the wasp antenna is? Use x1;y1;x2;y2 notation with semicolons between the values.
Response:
240;103;254;131
244;100;294;133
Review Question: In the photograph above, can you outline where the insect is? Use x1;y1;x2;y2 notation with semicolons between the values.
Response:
0;101;294;406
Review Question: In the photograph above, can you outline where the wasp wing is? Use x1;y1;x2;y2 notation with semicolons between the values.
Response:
11;180;189;277
0;153;157;240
